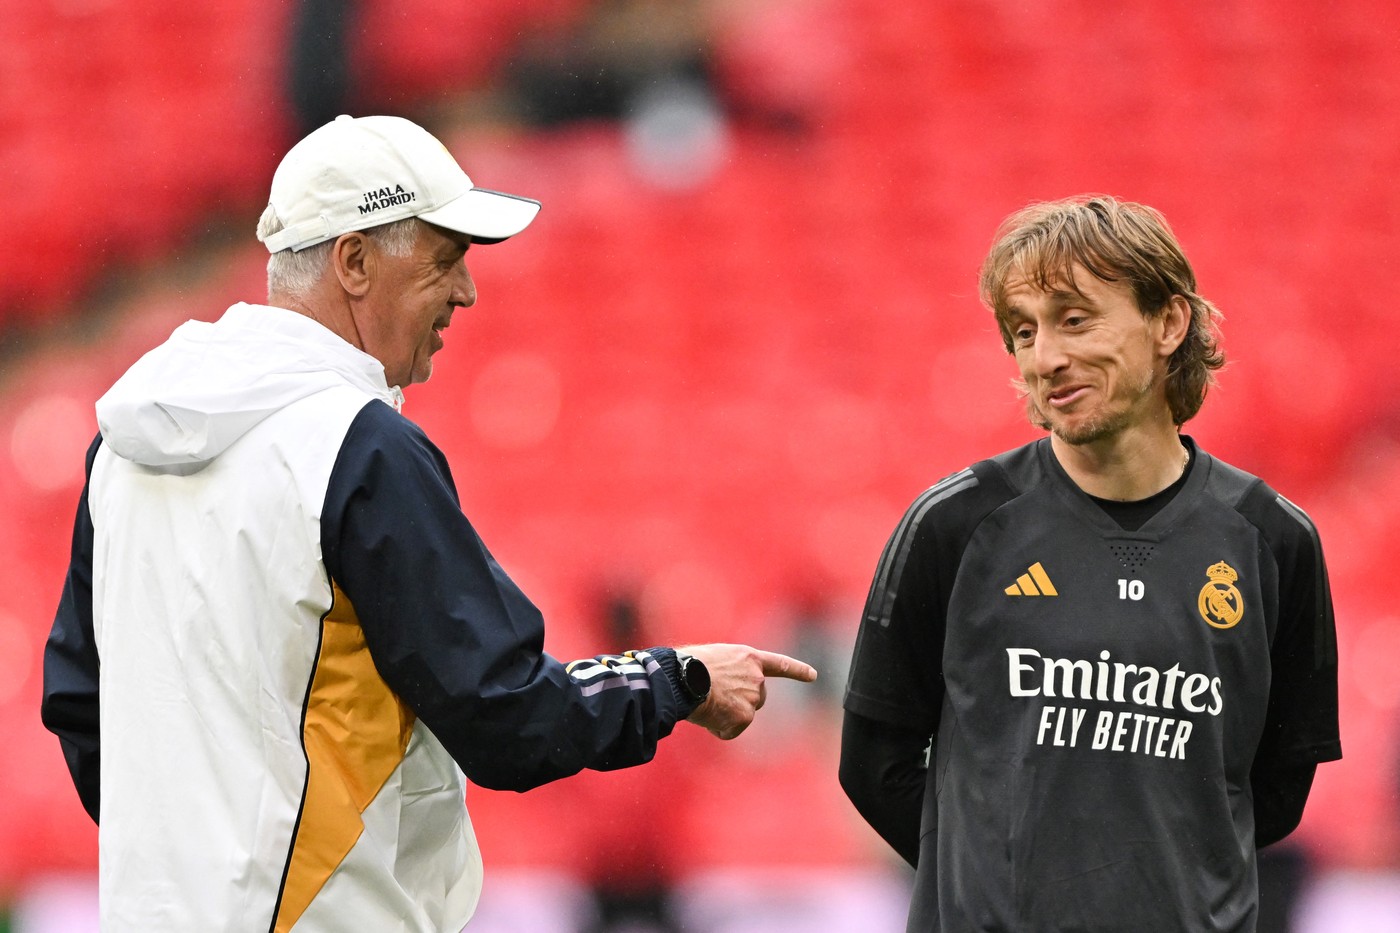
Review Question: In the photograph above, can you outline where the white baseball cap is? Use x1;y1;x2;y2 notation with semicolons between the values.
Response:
257;114;541;253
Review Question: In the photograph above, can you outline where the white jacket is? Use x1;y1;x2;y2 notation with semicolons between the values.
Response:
42;303;690;931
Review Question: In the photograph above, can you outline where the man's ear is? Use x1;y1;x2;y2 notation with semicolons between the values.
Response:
1157;294;1191;358
331;233;373;297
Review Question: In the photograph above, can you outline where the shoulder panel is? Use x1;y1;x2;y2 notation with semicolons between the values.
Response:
1202;453;1265;510
985;438;1048;493
864;469;978;628
864;454;1023;629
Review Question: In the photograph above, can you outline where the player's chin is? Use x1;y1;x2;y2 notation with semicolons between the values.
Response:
1030;401;1094;441
1050;412;1122;446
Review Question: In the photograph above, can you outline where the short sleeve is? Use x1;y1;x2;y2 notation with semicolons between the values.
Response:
844;469;992;732
844;511;946;731
1248;490;1342;767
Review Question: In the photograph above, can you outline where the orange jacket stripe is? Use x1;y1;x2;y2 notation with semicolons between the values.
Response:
274;584;415;932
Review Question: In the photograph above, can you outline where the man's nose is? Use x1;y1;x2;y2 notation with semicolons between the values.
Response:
452;264;477;309
1032;327;1069;376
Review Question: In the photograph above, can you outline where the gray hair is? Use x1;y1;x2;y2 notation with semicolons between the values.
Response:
264;217;424;300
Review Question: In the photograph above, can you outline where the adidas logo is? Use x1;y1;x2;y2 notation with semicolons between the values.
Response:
1005;562;1058;597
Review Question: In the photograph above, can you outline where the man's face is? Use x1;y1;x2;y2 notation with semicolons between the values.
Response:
360;223;476;388
1003;264;1175;446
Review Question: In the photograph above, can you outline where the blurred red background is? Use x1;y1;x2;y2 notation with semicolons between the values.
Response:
1;0;1397;925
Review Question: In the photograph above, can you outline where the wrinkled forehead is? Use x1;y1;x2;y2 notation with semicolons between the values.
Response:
993;254;1101;312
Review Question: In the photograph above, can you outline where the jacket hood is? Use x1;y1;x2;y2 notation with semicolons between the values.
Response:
96;303;401;470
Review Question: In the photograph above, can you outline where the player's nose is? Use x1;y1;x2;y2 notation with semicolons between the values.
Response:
1032;328;1070;376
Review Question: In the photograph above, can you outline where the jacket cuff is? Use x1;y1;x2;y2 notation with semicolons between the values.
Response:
644;646;702;721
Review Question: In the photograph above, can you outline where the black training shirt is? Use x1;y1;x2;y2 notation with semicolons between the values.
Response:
845;437;1340;932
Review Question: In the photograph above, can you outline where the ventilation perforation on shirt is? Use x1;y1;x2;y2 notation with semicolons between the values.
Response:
1108;542;1157;571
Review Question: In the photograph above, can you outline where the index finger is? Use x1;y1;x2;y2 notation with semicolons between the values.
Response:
756;650;818;682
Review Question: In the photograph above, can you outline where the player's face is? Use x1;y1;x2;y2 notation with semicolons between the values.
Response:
1004;265;1176;446
362;223;476;388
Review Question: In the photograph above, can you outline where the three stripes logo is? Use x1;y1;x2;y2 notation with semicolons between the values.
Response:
1005;561;1058;597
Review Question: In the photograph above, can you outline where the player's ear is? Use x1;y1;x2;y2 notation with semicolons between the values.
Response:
1156;295;1190;358
331;232;373;298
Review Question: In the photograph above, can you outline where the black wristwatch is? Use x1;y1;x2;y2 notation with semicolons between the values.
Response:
676;650;711;705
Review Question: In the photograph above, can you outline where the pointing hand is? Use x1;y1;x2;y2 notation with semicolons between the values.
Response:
680;644;818;740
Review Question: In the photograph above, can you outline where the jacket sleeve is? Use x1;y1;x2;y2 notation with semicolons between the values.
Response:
321;402;695;792
40;434;104;823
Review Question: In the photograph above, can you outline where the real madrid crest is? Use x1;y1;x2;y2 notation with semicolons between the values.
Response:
1198;561;1244;629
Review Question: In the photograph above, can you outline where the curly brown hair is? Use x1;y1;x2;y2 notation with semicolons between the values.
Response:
979;195;1226;426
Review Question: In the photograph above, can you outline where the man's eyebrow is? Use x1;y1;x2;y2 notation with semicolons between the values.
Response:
1045;288;1097;309
1002;287;1095;316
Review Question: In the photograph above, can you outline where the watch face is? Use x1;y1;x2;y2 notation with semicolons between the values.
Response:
683;656;711;700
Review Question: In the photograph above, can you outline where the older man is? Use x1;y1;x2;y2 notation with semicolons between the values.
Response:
42;115;814;932
840;196;1340;932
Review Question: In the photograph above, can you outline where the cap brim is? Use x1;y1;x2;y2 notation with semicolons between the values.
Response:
418;187;541;245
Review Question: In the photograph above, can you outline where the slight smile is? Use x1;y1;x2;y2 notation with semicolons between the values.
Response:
1046;385;1091;408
